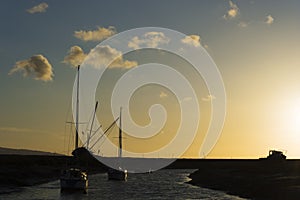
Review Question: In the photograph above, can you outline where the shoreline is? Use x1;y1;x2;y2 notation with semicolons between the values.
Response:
0;154;106;193
187;159;300;200
2;154;300;199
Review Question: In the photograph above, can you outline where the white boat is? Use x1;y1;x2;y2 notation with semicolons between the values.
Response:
60;65;88;192
107;108;128;181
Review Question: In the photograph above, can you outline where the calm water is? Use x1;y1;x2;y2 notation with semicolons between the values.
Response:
1;169;247;200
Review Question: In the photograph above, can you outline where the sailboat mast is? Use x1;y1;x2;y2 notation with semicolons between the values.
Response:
87;101;98;150
118;107;122;157
75;65;80;149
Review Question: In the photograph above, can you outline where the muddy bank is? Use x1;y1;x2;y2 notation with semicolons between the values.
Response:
0;154;106;192
188;159;300;200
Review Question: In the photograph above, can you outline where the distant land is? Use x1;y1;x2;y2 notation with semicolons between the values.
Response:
0;147;62;156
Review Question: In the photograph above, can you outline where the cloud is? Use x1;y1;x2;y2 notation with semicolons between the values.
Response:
202;94;216;102
26;3;48;14
9;54;53;81
238;21;248;28
63;46;87;67
0;126;52;135
265;15;274;25
223;0;239;19
181;35;201;47
74;26;116;42
63;45;138;69
86;45;138;69
128;32;170;49
159;91;168;98
182;97;193;102
0;127;35;134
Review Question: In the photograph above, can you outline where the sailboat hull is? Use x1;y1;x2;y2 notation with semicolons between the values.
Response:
107;168;127;181
60;168;88;192
60;66;88;193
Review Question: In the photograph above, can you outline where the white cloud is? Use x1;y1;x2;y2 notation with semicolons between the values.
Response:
63;46;87;67
238;21;248;28
159;91;168;98
26;3;48;14
9;54;53;81
74;26;116;42
181;35;201;47
86;45;137;69
265;15;274;25
202;94;216;102
223;0;239;19
182;97;193;102
128;32;170;49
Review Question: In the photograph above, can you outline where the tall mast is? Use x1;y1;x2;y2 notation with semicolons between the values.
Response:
75;65;80;149
87;101;98;150
118;107;122;157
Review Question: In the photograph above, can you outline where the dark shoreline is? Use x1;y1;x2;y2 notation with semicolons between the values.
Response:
1;154;300;199
187;159;300;200
0;154;106;194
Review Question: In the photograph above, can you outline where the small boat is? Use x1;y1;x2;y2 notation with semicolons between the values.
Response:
107;108;128;181
60;168;88;192
108;167;128;181
60;66;88;192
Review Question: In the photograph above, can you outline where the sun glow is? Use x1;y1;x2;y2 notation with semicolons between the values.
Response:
280;99;300;137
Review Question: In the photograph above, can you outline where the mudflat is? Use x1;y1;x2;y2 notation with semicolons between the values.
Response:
188;159;300;200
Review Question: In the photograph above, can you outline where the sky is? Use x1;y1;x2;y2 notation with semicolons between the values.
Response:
0;0;300;158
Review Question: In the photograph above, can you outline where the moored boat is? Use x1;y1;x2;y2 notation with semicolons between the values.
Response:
60;168;88;192
107;108;128;181
107;167;127;181
60;65;88;192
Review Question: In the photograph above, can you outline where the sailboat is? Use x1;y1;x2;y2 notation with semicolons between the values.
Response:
60;65;88;192
107;108;128;181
